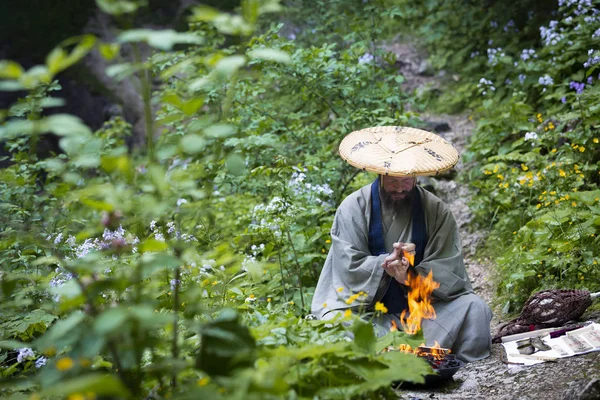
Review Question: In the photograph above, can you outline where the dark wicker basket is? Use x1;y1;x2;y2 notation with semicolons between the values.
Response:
493;289;599;343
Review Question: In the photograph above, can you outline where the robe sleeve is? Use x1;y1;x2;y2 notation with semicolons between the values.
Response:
328;199;388;305
414;199;473;302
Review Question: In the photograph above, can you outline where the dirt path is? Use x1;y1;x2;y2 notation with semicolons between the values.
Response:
384;36;600;400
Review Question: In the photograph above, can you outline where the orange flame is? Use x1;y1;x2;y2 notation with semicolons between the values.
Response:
390;319;398;332
400;270;440;334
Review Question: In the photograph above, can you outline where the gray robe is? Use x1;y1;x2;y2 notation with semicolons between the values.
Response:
311;184;492;362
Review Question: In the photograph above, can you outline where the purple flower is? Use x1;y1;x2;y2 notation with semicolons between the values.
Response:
587;76;593;84
561;97;567;103
570;81;585;94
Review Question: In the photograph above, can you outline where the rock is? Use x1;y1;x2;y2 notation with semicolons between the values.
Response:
418;59;434;76
460;378;479;391
424;120;452;133
561;379;600;400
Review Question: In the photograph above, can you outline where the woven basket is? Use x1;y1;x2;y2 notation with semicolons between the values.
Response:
492;289;596;343
338;126;459;176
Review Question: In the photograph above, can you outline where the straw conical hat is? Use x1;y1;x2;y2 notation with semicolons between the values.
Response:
338;126;459;176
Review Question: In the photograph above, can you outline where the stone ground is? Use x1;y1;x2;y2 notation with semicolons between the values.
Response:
383;36;600;400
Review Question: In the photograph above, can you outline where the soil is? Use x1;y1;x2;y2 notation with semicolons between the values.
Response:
383;36;600;400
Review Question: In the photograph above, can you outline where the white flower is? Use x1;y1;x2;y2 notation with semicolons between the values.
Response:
358;53;374;64
35;356;47;368
524;132;539;141
176;198;188;207
538;75;554;85
17;348;35;363
53;233;63;244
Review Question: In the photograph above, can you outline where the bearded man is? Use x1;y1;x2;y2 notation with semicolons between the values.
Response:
311;126;492;362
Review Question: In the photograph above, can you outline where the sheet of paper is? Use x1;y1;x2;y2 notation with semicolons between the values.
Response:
501;322;600;365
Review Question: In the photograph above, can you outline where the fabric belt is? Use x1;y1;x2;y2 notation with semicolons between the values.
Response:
368;177;428;314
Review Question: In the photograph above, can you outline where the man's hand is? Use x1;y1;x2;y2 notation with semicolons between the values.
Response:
381;242;410;284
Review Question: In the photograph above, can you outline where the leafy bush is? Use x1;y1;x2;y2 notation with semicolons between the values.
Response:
392;0;600;309
0;0;434;398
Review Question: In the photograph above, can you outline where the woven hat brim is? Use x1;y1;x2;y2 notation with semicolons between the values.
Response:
338;126;459;176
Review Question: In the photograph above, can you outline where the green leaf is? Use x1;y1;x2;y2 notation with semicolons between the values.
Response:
0;60;24;79
242;0;260;24
141;253;181;269
118;29;203;51
35;312;86;351
139;239;169;253
225;154;245;175
196;309;256;376
0;119;36;140
99;43;120;60
0;340;28;350
248;48;292;64
94;308;128;335
191;5;221;22
42;373;130;397
180;134;206;154
96;0;140;15
44;114;92;137
351;318;375;354
214;55;246;77
204;124;237;138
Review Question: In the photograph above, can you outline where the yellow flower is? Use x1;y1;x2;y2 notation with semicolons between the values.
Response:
513;231;517;235
595;198;599;202
66;394;85;400
212;281;218;285
321;248;325;253
56;357;74;371
572;202;577;207
337;287;344;292
551;148;557;153
536;203;542;209
267;297;271;302
346;293;362;304
197;377;210;387
559;169;566;177
497;174;504;180
325;239;331;244
579;146;585;152
594;138;599;143
289;301;294;305
323;303;328;308
344;309;352;317
548;248;552;252
550;191;556;195
375;302;388;313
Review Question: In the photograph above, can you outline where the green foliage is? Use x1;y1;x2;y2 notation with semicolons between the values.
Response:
391;0;600;309
0;0;433;398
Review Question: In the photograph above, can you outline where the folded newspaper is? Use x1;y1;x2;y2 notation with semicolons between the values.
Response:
502;322;600;365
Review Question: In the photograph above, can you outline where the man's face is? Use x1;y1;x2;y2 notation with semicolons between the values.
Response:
381;175;416;203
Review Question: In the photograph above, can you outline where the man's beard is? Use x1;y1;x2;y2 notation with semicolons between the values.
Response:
380;187;415;210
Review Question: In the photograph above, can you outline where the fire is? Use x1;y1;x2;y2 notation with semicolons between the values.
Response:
402;249;415;267
400;270;440;334
385;341;450;361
